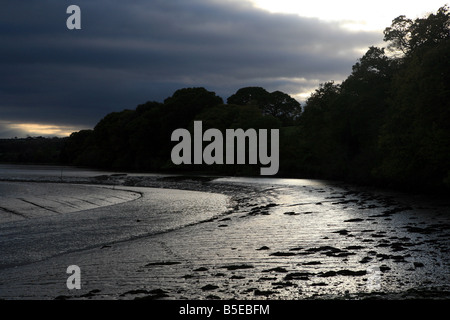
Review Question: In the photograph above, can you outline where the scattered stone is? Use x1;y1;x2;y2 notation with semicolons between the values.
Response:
325;251;355;258
258;276;278;281
302;261;322;265
221;264;254;271
145;261;181;266
413;262;425;268
262;267;288;273
254;289;277;297
284;272;313;281
344;218;364;222
306;246;342;253
319;270;366;277
332;199;359;205
193;267;208;272
380;265;391;272
371;233;386;238
345;245;365;250
391;243;407;252
333;229;350;235
270;251;297;257
359;256;372;263
392;255;407;263
318;271;337;277
337;269;366;276
310;282;328;287
214;273;226;277
201;284;219;291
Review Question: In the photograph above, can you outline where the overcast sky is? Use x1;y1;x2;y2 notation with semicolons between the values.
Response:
0;0;446;138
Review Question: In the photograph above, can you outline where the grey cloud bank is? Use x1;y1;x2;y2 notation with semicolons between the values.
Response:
0;0;382;138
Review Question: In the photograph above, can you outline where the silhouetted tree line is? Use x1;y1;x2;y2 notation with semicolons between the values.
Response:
2;6;449;192
0;137;67;164
296;5;450;192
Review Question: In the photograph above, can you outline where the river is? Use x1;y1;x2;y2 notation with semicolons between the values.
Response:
0;164;449;299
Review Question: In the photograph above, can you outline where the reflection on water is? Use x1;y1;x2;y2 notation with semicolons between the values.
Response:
0;164;449;300
214;176;329;187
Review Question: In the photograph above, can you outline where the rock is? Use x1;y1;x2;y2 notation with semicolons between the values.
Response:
359;256;372;264
302;261;322;265
310;282;328;287
221;264;254;270
201;284;219;291
256;246;270;250
262;267;288;273
193;267;208;271
254;289;277;297
344;218;364;222
145;261;181;266
345;245;365;250
337;269;366;276
319;270;366;277
284;272;313;280
413;262;425;268
333;229;350;235
319;271;337;277
270;251;297;256
380;265;391;272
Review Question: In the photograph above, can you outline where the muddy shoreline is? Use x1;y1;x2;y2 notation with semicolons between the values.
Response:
0;173;449;300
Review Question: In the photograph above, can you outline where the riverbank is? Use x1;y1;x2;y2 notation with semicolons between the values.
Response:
0;166;449;300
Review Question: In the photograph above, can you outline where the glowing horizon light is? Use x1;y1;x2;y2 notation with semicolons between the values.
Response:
8;123;83;137
250;0;448;31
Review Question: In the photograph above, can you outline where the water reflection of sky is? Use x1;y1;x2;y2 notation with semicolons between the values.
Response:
214;176;330;187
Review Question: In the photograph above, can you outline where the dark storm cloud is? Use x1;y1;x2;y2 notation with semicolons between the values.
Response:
0;0;382;137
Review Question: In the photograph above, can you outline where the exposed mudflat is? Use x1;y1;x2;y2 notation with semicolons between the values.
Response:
0;166;449;300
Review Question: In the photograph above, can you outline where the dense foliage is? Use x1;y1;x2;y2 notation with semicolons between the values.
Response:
0;137;66;164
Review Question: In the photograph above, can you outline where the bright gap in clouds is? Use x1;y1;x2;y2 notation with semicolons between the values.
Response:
5;122;82;137
250;0;448;31
249;0;448;101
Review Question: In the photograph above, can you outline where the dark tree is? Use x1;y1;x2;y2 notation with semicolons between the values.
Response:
227;87;301;125
384;5;450;55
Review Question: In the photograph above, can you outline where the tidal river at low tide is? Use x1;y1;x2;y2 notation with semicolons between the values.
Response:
0;164;449;299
